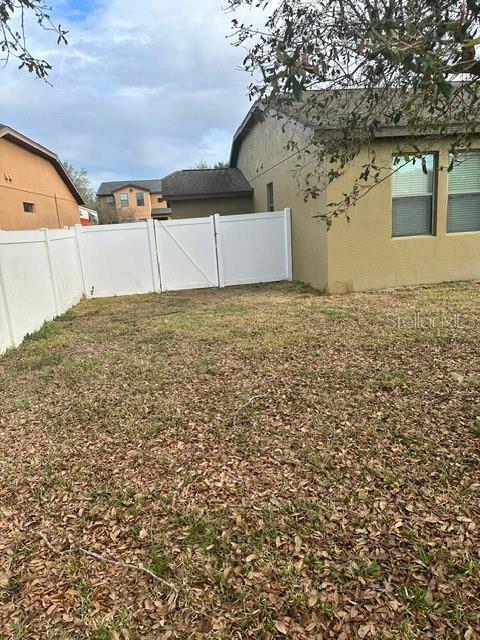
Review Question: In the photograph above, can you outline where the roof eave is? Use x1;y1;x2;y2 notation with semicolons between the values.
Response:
0;126;85;205
312;123;480;138
229;103;265;167
164;190;253;202
230;101;312;167
112;183;155;195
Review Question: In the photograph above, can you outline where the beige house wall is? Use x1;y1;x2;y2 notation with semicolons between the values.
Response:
170;195;253;219
98;190;168;222
0;138;80;230
235;114;328;291
150;193;167;210
112;186;152;220
326;138;480;293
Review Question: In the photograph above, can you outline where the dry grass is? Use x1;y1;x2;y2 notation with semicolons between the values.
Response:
0;281;479;639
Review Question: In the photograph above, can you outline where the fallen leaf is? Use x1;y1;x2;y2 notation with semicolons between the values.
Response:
274;620;288;635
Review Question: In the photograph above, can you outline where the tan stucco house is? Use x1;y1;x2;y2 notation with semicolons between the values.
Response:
230;93;480;293
0;125;83;230
96;179;170;223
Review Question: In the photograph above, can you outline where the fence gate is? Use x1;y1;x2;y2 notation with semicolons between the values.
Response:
214;211;292;287
154;217;219;291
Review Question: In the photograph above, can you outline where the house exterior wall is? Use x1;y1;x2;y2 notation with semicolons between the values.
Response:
326;137;480;293
112;186;152;220
169;195;254;219
150;193;168;210
98;190;167;222
234;114;328;291
97;195;113;221
0;138;80;230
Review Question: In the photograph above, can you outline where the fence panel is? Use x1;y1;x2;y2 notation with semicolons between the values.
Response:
49;229;83;314
215;209;292;287
155;217;219;291
0;209;293;354
0;230;57;347
0;282;12;353
76;221;160;298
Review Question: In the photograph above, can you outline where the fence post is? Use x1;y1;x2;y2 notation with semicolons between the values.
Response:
147;219;161;293
213;214;225;288
0;234;16;348
41;227;60;316
284;208;293;281
74;224;88;297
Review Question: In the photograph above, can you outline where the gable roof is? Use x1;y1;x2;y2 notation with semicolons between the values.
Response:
0;124;85;204
230;104;265;167
97;179;163;196
161;168;252;201
230;86;480;166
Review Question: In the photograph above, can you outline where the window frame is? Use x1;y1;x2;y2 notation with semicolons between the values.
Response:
267;182;274;212
136;192;145;207
23;202;35;214
119;193;129;208
447;149;480;234
106;195;114;205
391;153;437;239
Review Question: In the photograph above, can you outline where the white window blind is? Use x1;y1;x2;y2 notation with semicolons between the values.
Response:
447;151;480;233
392;155;434;237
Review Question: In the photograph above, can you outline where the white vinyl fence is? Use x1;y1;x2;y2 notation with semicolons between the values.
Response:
215;211;292;287
76;221;161;298
156;217;219;291
0;228;83;352
0;209;292;353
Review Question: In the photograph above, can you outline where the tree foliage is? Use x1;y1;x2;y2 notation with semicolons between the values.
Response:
191;160;230;169
97;206;139;225
62;160;97;211
229;0;480;222
0;0;68;79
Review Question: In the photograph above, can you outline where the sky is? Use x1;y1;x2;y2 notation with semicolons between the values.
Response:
0;0;259;190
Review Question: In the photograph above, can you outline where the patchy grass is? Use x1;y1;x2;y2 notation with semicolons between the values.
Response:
0;281;479;639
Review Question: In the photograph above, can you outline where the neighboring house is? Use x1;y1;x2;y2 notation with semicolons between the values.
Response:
0;125;83;230
96;179;170;223
161;168;253;218
231;92;480;293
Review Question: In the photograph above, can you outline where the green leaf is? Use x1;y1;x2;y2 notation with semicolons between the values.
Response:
437;80;453;100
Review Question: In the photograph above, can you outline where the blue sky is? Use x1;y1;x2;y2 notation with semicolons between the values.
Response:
0;0;257;190
58;0;101;22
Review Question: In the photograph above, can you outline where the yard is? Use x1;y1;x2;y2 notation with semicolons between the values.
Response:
0;282;479;639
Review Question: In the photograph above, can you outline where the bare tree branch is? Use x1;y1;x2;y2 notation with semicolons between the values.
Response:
0;0;68;79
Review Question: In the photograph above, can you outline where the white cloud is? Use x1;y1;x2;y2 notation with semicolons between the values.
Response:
0;0;258;189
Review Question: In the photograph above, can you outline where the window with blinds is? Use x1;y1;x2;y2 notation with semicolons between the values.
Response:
392;154;435;237
447;151;480;233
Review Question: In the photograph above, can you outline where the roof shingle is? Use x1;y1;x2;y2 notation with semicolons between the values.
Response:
97;179;163;196
161;168;252;200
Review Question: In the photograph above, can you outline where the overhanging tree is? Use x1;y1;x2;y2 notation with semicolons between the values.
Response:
62;160;97;211
0;0;68;79
191;160;230;169
229;0;480;223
